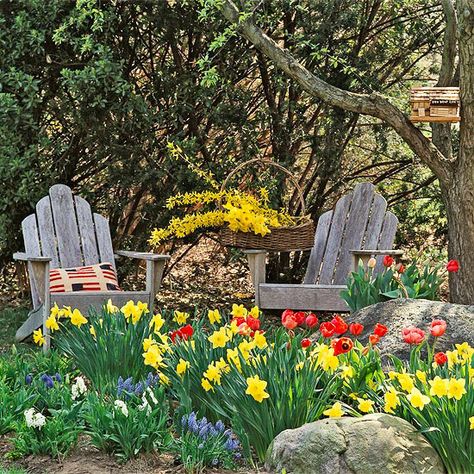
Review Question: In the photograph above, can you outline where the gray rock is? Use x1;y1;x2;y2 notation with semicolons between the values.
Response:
265;414;445;474
346;299;474;361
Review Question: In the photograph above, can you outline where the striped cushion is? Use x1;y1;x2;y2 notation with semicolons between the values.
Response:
49;262;121;293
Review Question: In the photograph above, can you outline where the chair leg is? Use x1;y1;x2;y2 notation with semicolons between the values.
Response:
146;260;166;314
245;250;267;307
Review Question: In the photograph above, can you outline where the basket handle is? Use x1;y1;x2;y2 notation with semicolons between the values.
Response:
219;158;306;216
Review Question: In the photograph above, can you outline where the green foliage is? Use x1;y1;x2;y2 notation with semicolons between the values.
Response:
166;326;341;462
10;405;83;459
341;261;444;312
53;304;153;393
361;342;474;474
84;388;171;463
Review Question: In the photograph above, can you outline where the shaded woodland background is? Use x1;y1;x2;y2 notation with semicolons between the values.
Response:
0;0;450;291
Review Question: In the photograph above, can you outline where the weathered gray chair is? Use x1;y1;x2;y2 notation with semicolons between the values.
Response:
14;184;170;350
246;183;402;312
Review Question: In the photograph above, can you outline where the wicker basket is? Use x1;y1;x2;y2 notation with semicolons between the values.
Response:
218;159;315;251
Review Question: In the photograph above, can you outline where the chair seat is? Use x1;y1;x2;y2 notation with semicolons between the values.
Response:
258;283;349;312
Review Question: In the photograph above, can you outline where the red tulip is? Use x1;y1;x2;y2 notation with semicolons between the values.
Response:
369;334;380;345
246;316;260;331
434;352;448;366
233;317;246;327
331;315;348;335
301;338;311;348
179;324;194;340
373;323;388;337
281;310;298;330
430;319;447;337
446;260;460;273
320;321;336;338
332;337;354;356
305;313;319;329
402;326;425;345
294;312;306;325
396;263;405;273
383;255;394;267
349;323;364;336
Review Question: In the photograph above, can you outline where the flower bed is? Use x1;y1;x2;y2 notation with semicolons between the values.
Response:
0;301;472;473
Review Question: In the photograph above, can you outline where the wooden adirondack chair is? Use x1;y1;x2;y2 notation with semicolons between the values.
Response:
13;184;170;350
246;183;402;312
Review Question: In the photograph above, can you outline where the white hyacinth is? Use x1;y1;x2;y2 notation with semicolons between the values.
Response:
24;408;46;429
114;399;129;417
71;376;87;400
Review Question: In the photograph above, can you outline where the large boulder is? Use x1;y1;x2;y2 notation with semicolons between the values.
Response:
346;299;474;361
265;414;445;474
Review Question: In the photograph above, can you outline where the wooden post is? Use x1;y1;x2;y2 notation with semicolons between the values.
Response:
245;250;267;307
146;259;166;314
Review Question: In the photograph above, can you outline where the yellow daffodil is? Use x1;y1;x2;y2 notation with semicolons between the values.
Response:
249;306;260;319
470;416;474;430
446;350;460;367
384;386;400;414
149;313;165;333
89;325;96;338
416;370;427;384
357;398;374;413
70;309;87;328
176;358;190;376
208;328;229;348
106;299;119;314
447;378;466;400
231;304;247;318
50;303;63;319
253;331;267;349
173;310;189;325
143;345;164;369
201;378;213;391
208;309;221;325
45;314;59;332
245;375;270;403
33;328;45;346
397;373;414;393
62;305;73;318
143;336;156;352
429;376;449;397
158;372;170;386
204;363;222;385
407;388;430;410
323;402;344;418
340;365;354;380
295;361;304;371
120;301;146;323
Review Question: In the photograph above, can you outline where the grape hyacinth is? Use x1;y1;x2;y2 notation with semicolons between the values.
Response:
117;372;159;398
181;412;241;453
25;373;62;389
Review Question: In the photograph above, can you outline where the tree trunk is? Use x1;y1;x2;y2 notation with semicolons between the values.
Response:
448;0;474;303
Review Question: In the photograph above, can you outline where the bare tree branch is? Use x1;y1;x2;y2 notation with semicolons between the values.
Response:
220;0;453;184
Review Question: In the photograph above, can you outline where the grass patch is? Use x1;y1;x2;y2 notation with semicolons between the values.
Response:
0;307;29;349
0;467;27;474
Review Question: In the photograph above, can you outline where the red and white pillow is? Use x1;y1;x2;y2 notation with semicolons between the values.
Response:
49;262;121;293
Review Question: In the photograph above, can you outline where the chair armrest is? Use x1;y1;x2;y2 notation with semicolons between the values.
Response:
349;250;403;256
115;250;171;262
13;252;52;262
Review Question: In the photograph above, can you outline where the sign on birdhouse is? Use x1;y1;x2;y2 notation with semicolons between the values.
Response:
410;87;460;123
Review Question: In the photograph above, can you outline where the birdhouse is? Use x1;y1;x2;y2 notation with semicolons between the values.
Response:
410;87;460;123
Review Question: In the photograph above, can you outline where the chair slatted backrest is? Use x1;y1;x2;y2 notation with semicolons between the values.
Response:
304;183;398;285
21;184;115;306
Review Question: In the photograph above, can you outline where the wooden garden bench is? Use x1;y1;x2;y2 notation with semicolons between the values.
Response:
14;184;170;350
246;182;402;312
